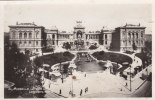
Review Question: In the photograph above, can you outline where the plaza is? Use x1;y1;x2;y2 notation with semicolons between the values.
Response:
34;46;152;98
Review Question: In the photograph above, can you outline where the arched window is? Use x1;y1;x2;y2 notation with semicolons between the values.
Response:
24;32;27;39
12;32;15;39
128;32;131;38
36;31;39;38
19;32;22;39
29;32;32;39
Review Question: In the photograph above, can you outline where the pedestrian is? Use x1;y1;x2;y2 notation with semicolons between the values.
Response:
69;90;72;95
59;89;61;94
80;89;82;96
86;87;88;92
125;82;128;86
85;74;86;77
85;88;87;93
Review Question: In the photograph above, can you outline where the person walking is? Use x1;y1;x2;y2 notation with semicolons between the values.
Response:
85;88;87;93
59;89;61;94
86;87;88;93
80;89;82;96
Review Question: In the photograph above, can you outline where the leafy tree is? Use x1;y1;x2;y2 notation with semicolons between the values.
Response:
63;42;71;50
89;44;98;50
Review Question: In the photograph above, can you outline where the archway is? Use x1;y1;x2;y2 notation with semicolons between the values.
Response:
77;30;82;39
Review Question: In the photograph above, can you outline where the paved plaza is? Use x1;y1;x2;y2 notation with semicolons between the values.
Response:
41;50;151;98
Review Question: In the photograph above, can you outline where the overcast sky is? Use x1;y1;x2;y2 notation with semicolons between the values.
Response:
4;4;152;34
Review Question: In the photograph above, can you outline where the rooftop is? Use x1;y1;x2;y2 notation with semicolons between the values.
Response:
118;23;146;29
9;22;44;28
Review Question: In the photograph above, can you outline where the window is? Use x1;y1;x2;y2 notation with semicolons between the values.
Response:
12;32;15;39
24;41;27;44
128;32;131;38
136;33;138;38
105;34;107;39
36;41;38;45
24;32;27;39
132;33;134;38
36;49;38;52
52;34;55;39
19;33;22;39
129;41;131;45
136;41;138;45
29;32;32;39
105;41;107;45
29;41;31;44
141;41;143;45
141;32;143;37
36;31;39;38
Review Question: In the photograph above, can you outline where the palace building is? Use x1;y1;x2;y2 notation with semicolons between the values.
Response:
9;22;46;53
111;24;146;52
45;21;113;50
8;21;146;54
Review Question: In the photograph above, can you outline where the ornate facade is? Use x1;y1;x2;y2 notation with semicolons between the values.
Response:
45;21;113;50
9;22;46;54
8;22;146;53
112;24;145;52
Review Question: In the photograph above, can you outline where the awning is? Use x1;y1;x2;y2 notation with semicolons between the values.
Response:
42;64;50;67
122;62;129;66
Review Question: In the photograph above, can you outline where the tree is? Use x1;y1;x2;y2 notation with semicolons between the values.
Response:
89;44;98;50
144;41;152;53
63;42;71;50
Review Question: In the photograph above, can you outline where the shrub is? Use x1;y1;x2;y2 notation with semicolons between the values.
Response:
92;51;132;64
89;45;98;50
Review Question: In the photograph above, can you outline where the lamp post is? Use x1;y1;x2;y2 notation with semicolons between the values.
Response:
72;75;76;97
59;60;64;83
129;64;132;92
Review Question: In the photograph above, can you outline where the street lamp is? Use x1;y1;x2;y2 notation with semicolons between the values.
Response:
72;75;76;97
129;64;132;92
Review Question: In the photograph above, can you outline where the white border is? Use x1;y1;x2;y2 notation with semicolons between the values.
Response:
0;0;154;100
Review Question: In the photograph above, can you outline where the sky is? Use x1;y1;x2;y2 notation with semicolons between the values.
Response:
4;4;152;34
